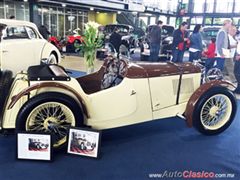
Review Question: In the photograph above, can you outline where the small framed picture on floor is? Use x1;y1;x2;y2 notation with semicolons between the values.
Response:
17;132;52;161
67;127;101;158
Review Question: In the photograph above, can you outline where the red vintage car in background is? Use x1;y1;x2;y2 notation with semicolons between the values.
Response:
49;28;83;53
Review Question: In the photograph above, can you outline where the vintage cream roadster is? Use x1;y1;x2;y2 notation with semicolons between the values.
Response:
0;56;237;148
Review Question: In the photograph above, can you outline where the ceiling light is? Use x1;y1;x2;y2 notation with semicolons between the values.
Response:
117;11;121;14
62;3;66;7
90;7;94;11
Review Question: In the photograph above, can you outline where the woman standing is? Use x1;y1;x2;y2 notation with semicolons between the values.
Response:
189;24;203;62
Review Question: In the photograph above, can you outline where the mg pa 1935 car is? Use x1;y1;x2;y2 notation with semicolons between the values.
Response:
0;56;237;148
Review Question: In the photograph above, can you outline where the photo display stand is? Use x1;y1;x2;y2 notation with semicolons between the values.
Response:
67;127;101;158
17;132;52;161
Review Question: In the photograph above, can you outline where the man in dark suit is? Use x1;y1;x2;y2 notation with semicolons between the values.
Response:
38;25;51;40
109;28;122;54
149;20;163;62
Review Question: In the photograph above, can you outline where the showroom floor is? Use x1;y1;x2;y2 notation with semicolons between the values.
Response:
0;106;239;180
60;55;103;72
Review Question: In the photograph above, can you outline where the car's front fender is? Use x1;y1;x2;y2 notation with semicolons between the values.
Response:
41;42;61;63
185;80;236;127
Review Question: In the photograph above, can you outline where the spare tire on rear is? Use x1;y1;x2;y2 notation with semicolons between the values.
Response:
0;70;13;121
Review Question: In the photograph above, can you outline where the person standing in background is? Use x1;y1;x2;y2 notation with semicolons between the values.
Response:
189;24;203;62
38;25;51;40
233;40;240;94
215;19;232;71
109;27;122;54
225;25;237;82
203;38;216;74
172;22;189;63
149;20;163;62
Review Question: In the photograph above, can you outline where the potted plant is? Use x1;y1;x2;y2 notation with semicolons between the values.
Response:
75;21;103;74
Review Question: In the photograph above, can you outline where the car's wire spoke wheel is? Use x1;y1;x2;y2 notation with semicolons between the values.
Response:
16;92;84;149
192;86;237;135
200;94;232;130
26;102;75;148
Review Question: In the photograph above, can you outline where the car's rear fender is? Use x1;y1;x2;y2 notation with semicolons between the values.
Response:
8;81;88;116
2;73;29;129
5;81;89;128
184;80;236;127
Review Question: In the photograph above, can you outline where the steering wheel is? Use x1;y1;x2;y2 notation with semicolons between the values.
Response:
101;57;128;89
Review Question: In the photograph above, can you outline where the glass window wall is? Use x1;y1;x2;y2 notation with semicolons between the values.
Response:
159;15;167;24
0;2;4;19
49;7;57;37
216;0;233;13
193;0;205;13
169;0;178;12
205;0;214;13
191;17;203;24
169;17;176;27
0;1;29;20
38;5;88;37
204;17;212;25
233;17;240;26
150;17;156;25
213;18;231;25
234;1;240;13
143;0;178;12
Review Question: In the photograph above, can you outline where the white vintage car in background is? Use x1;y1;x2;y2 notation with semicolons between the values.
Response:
0;19;61;75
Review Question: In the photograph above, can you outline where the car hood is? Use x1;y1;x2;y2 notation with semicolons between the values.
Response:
126;62;201;78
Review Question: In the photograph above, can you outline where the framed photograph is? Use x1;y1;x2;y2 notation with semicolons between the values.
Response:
67;127;101;158
17;132;52;161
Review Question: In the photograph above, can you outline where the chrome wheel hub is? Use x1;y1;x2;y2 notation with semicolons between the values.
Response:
26;102;75;147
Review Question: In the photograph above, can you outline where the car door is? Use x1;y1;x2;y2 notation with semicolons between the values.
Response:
149;75;180;111
87;78;138;122
1;25;39;74
149;73;201;111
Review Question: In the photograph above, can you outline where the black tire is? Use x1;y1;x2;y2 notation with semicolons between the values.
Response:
193;86;237;135
0;70;13;121
16;92;84;149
